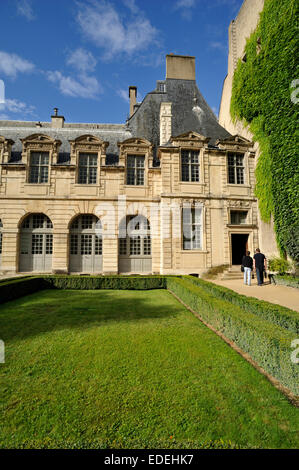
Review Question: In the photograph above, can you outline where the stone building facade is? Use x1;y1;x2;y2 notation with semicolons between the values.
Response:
0;55;259;275
219;0;279;258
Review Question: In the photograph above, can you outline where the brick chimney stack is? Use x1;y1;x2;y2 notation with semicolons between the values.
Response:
129;86;137;117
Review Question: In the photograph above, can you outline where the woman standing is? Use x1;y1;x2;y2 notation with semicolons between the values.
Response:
242;251;253;286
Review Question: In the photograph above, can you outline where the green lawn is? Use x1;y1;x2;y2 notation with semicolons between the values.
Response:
0;289;298;449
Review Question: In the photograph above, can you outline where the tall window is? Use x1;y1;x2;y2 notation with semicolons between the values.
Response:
181;150;200;182
228;153;245;184
119;215;151;256
29;152;49;183
182;207;202;250
78;153;97;184
126;155;145;185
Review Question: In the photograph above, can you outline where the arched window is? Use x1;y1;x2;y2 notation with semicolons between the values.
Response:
69;215;102;273
119;215;152;273
19;214;53;272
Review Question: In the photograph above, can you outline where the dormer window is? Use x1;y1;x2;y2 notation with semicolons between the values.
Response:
126;155;145;185
78;153;97;184
157;81;166;93
181;150;200;182
29;151;49;183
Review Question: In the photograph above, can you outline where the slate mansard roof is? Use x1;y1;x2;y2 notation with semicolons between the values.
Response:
0;122;132;165
0;63;232;165
128;78;231;148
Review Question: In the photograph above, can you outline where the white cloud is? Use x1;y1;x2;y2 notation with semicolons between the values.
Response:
17;0;35;21
66;48;97;73
174;0;196;20
211;106;218;117
209;41;228;53
46;71;102;99
0;51;35;79
0;98;36;118
117;89;129;103
76;0;159;59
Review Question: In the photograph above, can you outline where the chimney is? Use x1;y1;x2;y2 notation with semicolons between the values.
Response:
160;102;172;146
166;54;195;81
51;107;65;128
129;86;137;117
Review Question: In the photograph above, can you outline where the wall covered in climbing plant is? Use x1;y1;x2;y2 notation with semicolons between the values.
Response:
230;0;298;261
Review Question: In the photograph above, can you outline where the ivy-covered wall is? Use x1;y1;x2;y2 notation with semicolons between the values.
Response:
230;0;298;261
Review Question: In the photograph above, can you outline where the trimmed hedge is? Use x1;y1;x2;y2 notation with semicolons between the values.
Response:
167;277;298;395
184;276;299;335
0;275;167;304
0;277;43;304
273;275;299;289
42;275;167;291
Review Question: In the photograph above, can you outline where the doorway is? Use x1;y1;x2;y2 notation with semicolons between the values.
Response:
231;234;248;265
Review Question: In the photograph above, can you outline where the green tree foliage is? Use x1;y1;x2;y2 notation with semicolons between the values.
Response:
230;0;299;260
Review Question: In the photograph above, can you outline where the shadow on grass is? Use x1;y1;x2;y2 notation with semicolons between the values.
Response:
0;289;183;342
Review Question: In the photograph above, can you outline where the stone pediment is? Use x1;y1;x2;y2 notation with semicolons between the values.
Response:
0;136;14;146
21;134;57;144
118;137;152;147
216;134;252;148
170;131;210;146
171;131;210;142
70;134;107;146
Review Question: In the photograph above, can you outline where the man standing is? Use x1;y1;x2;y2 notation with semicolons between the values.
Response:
242;251;253;286
253;248;267;286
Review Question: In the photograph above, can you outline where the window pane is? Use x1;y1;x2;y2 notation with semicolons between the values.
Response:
144;235;151;255
183;208;202;250
46;234;53;254
127;168;135;185
33;214;44;229
40;153;49;165
29;166;39;183
228;153;244;185
40;166;49;183
130;236;141;255
231;211;247;224
31;153;40;165
181;151;199;182
136;156;144;168
89;167;97;184
191;165;199;182
136;169;144;185
30;152;49;184
119;238;127;255
126;155;145;185
70;234;78;254
81;234;92;255
78;167;87;184
32;234;43;254
236;167;244;184
78;153;97;184
127;156;135;168
81;215;93;229
95;235;102;255
182;164;189;182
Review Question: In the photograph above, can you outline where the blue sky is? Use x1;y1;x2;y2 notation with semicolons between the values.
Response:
0;0;243;124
